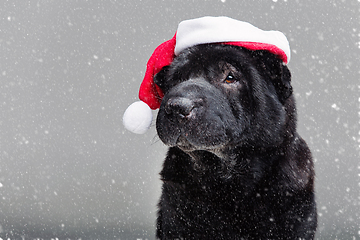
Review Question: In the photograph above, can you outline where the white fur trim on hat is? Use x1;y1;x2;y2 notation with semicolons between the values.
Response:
175;16;291;63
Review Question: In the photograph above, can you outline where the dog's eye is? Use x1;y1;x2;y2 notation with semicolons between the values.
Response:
224;73;236;84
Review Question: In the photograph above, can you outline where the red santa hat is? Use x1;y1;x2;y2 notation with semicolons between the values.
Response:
123;16;291;134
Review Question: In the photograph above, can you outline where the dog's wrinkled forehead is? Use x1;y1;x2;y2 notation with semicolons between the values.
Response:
168;44;253;80
152;44;260;99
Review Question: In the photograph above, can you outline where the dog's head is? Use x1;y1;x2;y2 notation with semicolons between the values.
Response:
123;17;293;140
155;44;295;153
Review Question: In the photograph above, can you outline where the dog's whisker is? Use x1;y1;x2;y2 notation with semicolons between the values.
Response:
150;134;162;146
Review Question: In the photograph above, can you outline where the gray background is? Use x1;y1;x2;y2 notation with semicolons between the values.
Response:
0;0;359;239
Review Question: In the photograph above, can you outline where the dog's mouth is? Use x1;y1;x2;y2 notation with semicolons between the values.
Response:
175;133;230;153
176;134;197;151
175;134;239;178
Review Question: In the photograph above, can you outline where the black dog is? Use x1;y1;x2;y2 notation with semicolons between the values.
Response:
154;44;317;239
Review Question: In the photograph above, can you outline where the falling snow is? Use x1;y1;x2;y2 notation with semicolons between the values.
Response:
0;0;358;239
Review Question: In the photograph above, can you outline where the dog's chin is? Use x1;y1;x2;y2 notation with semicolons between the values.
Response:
175;134;229;153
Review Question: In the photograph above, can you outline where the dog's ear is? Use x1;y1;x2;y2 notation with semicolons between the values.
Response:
252;50;293;103
153;66;170;93
273;63;293;103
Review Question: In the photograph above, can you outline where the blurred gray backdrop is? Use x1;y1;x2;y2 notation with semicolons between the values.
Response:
0;0;359;239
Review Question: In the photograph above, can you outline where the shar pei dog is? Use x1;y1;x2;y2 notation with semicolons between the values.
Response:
123;16;317;240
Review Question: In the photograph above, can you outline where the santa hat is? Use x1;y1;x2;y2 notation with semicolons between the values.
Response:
123;16;291;134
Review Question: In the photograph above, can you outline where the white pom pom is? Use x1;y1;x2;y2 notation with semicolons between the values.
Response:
123;101;153;134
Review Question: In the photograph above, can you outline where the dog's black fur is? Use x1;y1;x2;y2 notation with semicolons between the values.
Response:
154;44;317;240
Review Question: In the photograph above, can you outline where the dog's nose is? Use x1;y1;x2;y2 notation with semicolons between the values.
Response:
165;97;195;118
